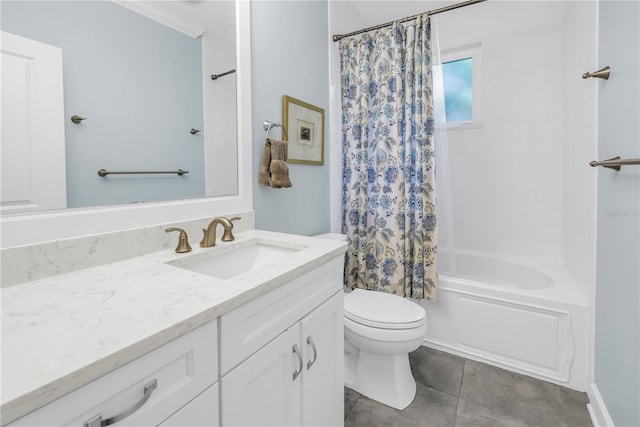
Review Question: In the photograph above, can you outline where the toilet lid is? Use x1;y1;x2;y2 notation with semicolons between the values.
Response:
344;289;426;329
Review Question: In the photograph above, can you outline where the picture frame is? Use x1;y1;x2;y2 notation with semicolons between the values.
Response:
282;95;324;165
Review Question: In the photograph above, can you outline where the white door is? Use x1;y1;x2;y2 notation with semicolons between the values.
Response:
1;31;66;213
221;326;301;426
593;2;640;426
300;293;344;427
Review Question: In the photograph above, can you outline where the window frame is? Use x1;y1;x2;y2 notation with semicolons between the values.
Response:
439;43;482;130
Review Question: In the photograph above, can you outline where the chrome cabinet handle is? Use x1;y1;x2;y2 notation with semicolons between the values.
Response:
83;379;157;427
292;344;303;381
306;336;318;370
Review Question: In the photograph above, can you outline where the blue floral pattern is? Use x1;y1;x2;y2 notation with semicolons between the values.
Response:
339;15;438;300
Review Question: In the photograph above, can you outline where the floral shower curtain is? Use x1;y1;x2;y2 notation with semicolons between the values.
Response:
339;15;438;300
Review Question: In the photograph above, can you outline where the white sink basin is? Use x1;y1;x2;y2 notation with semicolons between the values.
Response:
169;241;302;279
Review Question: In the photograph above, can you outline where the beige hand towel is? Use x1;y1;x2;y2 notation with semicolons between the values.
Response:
258;140;272;186
258;138;292;188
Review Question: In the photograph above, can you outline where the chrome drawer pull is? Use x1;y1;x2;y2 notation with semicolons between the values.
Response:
292;344;303;381
83;378;158;427
306;336;318;370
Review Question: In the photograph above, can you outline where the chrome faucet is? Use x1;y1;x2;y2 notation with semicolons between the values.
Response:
200;216;241;247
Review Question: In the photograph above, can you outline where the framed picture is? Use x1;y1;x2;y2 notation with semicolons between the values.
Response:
282;95;324;165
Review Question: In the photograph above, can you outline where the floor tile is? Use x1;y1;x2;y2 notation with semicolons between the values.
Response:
541;381;593;427
410;346;465;397
345;353;593;427
454;399;540;427
344;386;360;419
344;392;403;427
345;383;457;427
459;360;569;427
401;383;458;426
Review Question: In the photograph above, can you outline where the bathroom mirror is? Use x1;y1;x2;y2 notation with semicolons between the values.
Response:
1;1;252;248
1;0;238;213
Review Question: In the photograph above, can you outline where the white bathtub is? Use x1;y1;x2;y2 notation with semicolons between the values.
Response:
421;251;589;391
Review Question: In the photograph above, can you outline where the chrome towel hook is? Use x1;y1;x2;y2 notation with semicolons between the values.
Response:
582;66;610;80
263;120;288;140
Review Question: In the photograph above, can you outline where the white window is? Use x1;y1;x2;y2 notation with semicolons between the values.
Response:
440;44;481;129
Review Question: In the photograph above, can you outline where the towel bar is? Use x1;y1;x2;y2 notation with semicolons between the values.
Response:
98;169;189;177
211;69;236;80
582;66;610;80
589;156;640;171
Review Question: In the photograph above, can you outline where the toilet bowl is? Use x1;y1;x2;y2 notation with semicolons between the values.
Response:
313;233;427;410
343;288;427;410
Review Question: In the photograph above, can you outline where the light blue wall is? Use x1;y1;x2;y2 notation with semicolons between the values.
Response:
2;1;204;208
250;1;330;236
595;2;640;426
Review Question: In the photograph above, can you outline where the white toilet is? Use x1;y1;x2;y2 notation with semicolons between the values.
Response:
314;233;428;410
344;288;427;409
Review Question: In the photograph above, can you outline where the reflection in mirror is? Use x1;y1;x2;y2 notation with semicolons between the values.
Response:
1;0;237;214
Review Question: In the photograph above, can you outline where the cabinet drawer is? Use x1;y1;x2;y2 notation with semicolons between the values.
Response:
159;384;219;427
220;256;344;374
9;321;217;427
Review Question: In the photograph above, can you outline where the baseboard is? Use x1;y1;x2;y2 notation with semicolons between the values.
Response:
587;383;615;427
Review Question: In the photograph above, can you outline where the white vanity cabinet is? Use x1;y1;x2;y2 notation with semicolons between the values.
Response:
3;234;347;427
220;256;344;427
7;321;219;427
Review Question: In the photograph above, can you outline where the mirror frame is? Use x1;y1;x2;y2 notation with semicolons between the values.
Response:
0;1;253;248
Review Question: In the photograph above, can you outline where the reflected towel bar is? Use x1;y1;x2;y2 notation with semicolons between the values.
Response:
582;66;610;80
589;157;640;171
211;69;236;80
98;169;189;177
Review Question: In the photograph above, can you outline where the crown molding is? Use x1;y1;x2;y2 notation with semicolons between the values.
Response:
112;1;206;38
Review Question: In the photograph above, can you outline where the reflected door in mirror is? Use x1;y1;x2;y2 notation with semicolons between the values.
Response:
1;31;67;213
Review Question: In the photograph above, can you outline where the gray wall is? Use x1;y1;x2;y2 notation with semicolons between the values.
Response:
250;0;330;236
2;1;204;208
595;1;640;426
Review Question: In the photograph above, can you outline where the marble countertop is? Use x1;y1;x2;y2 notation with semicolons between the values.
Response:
1;230;346;424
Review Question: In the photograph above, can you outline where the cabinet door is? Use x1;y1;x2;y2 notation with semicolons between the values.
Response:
220;257;344;375
300;293;344;427
221;327;301;426
159;384;218;427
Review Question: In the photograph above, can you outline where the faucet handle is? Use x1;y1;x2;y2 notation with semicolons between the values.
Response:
221;217;241;242
165;227;192;253
200;228;209;248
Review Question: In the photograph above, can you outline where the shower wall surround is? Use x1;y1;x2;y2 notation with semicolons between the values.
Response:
560;1;597;307
434;2;566;261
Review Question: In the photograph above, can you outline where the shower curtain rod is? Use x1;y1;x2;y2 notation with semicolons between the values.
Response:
332;0;487;42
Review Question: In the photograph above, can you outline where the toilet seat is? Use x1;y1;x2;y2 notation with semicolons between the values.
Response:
344;289;426;330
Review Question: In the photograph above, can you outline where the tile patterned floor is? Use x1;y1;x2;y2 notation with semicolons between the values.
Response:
344;346;593;427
